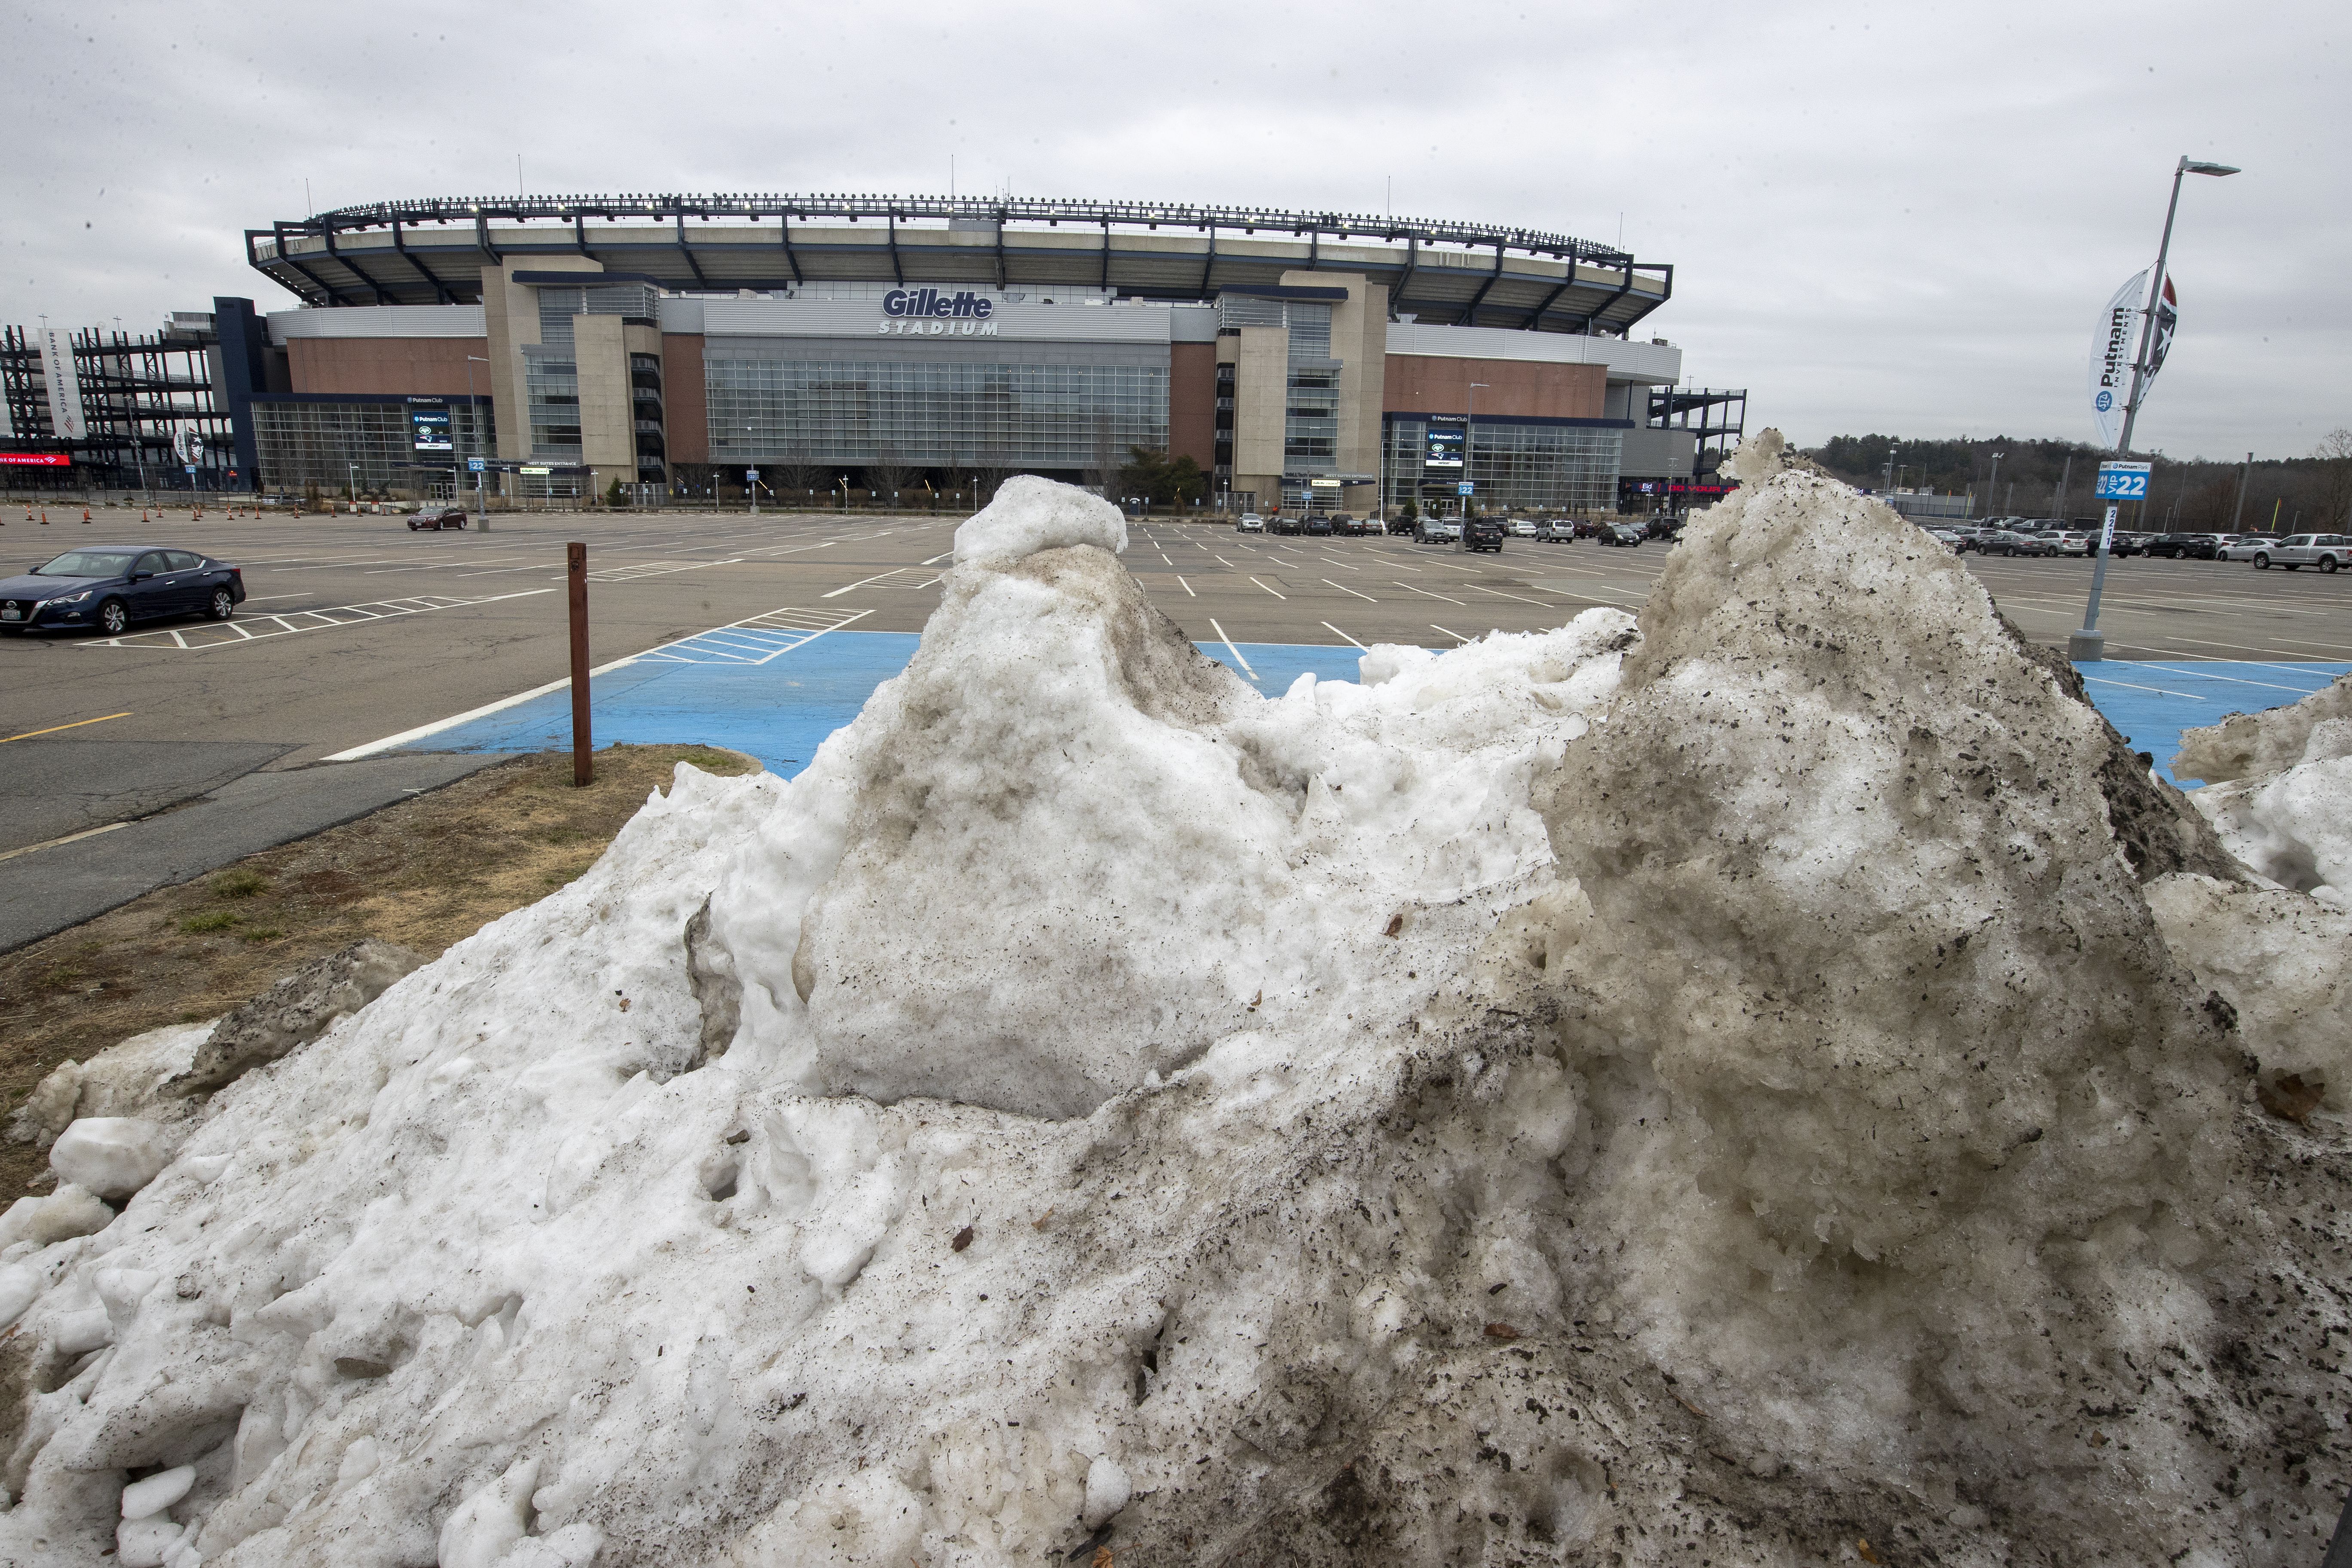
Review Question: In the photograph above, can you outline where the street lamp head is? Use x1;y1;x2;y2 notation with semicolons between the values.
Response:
2181;159;2241;177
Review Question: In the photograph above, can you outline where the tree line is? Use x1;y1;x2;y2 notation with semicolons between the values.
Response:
1803;431;2352;534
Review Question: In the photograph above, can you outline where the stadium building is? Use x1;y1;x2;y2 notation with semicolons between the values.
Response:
3;196;1745;514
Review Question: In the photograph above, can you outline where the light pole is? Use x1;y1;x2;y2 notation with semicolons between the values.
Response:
466;355;492;532
746;424;757;517
1986;450;2003;521
347;463;359;511
1461;383;1489;551
2230;451;2252;533
2072;155;2239;660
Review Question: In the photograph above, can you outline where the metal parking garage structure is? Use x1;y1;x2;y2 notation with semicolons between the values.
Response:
246;195;1672;337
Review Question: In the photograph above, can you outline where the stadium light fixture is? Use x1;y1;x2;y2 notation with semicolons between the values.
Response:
2181;160;2240;177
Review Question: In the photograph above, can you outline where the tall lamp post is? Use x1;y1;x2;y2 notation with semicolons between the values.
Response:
1985;451;2003;523
466;355;492;532
1459;383;1489;551
2071;155;2239;661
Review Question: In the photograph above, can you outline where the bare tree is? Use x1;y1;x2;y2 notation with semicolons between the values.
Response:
1082;415;1117;499
866;447;916;509
968;450;1014;509
2315;429;2352;532
769;441;820;510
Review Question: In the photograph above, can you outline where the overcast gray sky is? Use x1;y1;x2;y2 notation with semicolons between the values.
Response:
6;0;2343;460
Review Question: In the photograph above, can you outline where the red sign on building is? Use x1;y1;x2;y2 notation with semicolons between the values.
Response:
0;453;73;467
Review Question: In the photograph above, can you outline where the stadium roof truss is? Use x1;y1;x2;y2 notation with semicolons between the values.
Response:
247;195;1670;337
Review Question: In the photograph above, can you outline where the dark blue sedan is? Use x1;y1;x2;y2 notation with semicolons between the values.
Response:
0;546;247;636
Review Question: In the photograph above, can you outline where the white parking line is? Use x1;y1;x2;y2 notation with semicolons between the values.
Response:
1248;577;1288;600
1176;576;1196;597
1322;580;1377;602
1322;622;1366;649
821;569;913;599
1207;619;1256;680
1430;624;1472;643
1394;582;1468;606
80;589;557;651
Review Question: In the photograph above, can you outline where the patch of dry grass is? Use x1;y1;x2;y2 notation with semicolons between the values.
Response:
0;744;758;1202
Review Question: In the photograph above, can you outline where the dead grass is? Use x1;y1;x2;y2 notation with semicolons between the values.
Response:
0;744;759;1203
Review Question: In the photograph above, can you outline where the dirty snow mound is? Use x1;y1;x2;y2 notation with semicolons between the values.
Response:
2173;668;2352;782
0;469;2344;1567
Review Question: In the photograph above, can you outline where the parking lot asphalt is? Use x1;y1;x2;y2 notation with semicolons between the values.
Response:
2;505;2346;886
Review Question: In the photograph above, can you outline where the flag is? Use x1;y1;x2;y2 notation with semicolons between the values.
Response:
2144;274;2179;386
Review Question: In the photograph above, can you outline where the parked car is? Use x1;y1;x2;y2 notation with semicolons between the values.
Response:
1534;518;1577;543
1461;516;1507;553
0;545;246;636
2250;533;2352;571
1304;514;1334;537
1328;514;1367;536
1269;514;1307;536
1386;514;1418;536
1976;530;2051;557
2148;532;2226;560
408;505;469;531
1595;523;1645;548
1508;518;1539;539
1235;513;1266;533
2221;535;2282;563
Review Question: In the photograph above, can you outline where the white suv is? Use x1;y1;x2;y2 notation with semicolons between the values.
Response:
1235;513;1265;533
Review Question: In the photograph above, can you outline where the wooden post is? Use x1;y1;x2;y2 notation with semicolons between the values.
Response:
567;542;591;786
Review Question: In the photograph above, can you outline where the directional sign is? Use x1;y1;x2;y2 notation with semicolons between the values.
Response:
1456;481;1475;496
747;469;759;483
2094;461;2152;501
468;457;486;473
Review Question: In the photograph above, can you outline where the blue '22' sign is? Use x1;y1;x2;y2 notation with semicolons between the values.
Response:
2094;462;2151;501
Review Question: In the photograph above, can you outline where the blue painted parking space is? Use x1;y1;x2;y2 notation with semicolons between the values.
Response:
2076;662;2348;784
395;625;2342;791
395;630;1369;778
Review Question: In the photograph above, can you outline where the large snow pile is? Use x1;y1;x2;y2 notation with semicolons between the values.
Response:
2;460;2348;1566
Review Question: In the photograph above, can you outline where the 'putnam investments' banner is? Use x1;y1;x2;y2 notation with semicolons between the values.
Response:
2088;270;2144;448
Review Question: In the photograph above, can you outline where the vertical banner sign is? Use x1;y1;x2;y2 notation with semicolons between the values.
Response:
2087;270;2145;449
37;327;88;441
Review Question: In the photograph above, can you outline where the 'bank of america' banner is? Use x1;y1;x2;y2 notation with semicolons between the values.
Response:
36;326;88;441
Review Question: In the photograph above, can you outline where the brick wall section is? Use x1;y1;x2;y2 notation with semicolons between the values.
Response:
1169;343;1217;472
1381;355;1607;420
286;337;490;396
662;335;709;464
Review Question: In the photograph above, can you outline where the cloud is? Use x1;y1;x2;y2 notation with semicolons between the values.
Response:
5;0;2342;459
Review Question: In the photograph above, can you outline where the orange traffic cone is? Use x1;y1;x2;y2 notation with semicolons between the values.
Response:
40;512;50;524
81;508;92;524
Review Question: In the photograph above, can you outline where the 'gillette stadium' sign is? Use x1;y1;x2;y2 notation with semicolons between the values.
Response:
879;289;999;335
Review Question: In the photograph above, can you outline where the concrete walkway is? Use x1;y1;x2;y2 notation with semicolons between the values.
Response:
0;751;504;954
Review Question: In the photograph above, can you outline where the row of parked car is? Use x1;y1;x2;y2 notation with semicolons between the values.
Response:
1234;513;1669;548
1923;519;2350;571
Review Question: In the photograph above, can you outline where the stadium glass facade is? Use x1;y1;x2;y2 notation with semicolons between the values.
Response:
1381;415;1622;515
246;395;491;496
703;349;1169;471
